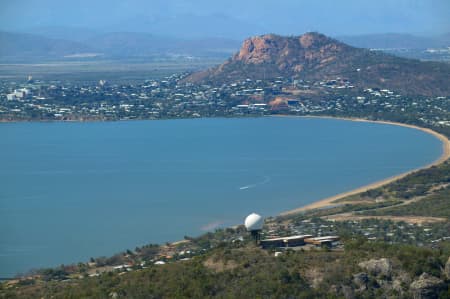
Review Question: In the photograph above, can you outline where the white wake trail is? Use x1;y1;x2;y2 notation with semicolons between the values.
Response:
239;176;271;190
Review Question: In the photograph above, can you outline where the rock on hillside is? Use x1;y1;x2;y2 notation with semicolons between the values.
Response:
358;258;393;277
184;32;450;96
409;273;445;299
444;256;450;279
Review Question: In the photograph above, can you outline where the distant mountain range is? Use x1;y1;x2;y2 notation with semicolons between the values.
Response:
337;33;450;50
0;31;93;61
1;29;449;63
85;32;240;58
0;30;241;62
184;32;450;96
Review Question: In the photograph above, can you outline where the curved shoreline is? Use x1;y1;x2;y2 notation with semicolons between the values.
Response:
4;115;448;216
279;116;450;216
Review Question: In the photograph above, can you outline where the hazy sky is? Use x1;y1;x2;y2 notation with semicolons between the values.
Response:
1;0;449;37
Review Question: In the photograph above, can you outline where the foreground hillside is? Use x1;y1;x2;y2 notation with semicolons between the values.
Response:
185;32;450;96
2;161;450;298
2;240;449;299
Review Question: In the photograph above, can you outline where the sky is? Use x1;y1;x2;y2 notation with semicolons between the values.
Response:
0;0;449;37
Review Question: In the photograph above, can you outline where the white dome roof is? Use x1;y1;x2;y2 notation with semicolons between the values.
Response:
244;213;263;231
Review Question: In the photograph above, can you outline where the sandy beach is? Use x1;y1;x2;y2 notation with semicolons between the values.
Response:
280;116;450;216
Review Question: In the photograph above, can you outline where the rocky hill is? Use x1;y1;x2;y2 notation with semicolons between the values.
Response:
184;32;450;96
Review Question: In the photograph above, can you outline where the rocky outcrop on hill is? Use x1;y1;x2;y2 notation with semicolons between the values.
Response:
353;258;447;298
184;32;450;96
444;256;450;279
358;258;393;277
352;272;369;291
410;273;445;299
231;33;350;69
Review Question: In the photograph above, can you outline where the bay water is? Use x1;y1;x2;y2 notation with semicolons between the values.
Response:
0;117;443;276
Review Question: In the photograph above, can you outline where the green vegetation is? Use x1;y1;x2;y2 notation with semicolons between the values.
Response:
381;163;450;200
307;200;404;218
325;161;450;222
353;161;450;201
364;187;450;219
2;240;449;299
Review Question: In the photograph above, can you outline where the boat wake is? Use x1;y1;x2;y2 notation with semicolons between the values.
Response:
239;176;271;190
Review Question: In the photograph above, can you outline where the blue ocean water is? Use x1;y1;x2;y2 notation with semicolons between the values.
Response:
0;117;443;276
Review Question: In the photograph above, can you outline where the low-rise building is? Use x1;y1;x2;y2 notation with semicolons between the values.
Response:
260;235;313;249
304;236;340;247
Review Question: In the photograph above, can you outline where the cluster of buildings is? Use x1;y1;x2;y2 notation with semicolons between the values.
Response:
245;213;341;250
12;213;448;282
0;73;448;129
268;216;450;248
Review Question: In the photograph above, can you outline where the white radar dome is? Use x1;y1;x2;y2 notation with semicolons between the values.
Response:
244;213;263;231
